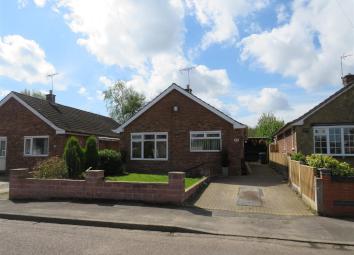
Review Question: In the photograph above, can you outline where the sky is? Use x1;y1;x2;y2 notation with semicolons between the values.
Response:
0;0;354;127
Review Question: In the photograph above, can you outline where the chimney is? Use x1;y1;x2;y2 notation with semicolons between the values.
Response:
46;90;56;104
185;85;192;93
342;74;354;87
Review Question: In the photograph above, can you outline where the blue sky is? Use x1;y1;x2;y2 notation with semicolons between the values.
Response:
1;0;353;126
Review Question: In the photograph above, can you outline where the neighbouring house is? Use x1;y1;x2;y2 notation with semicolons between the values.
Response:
0;91;120;172
274;74;354;166
114;83;247;176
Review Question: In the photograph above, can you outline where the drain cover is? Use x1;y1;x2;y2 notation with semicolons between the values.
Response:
236;187;264;206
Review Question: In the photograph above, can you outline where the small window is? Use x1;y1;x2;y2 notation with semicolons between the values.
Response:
24;136;49;156
190;131;221;152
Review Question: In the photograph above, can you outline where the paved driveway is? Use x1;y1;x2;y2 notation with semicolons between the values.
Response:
194;163;313;216
0;176;9;200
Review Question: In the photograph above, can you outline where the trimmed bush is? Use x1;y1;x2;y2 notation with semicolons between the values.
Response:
64;136;84;178
98;149;122;176
291;152;306;163
306;154;354;176
85;136;98;169
33;157;68;179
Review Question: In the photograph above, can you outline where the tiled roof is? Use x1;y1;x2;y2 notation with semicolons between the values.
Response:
13;92;120;138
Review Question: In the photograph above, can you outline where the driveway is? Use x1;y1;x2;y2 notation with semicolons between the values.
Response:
194;162;313;216
0;175;9;200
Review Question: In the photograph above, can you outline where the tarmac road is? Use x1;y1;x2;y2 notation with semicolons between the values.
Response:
0;219;353;255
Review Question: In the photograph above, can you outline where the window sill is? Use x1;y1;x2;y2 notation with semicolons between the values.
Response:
190;150;221;153
24;155;49;157
131;158;168;161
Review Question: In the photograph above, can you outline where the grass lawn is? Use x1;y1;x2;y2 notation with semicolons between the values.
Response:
106;173;203;189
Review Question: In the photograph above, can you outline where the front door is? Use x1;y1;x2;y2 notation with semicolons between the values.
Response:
0;137;7;171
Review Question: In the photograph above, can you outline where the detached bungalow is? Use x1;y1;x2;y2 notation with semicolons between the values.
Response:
274;74;354;166
114;84;247;176
0;91;120;172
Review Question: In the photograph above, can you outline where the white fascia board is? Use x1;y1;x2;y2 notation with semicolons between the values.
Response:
0;92;66;134
113;84;246;133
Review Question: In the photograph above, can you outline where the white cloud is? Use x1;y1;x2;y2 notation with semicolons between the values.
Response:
0;35;56;84
33;0;47;7
57;0;185;70
276;4;289;24
96;90;105;101
186;0;269;49
99;76;114;88
77;86;87;95
0;88;10;98
240;0;354;90
238;87;290;113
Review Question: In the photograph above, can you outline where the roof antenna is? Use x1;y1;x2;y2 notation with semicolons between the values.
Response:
341;54;352;77
47;72;59;93
180;66;195;92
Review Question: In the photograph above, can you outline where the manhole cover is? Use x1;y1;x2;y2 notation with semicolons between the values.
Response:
236;187;264;206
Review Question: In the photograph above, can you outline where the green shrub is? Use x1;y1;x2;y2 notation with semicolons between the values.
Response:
306;154;354;176
84;136;98;169
33;157;68;179
291;152;306;163
98;149;122;176
64;136;84;178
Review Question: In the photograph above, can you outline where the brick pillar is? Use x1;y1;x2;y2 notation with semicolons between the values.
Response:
9;168;29;200
85;170;104;183
316;168;331;215
168;172;185;191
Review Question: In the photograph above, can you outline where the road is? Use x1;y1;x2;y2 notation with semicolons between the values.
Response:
0;219;352;255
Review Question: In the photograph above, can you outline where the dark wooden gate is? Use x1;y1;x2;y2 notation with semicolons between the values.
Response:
244;137;268;162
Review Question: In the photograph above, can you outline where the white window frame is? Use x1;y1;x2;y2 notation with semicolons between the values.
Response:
313;126;354;156
190;131;222;152
23;136;49;157
130;132;168;161
0;137;7;157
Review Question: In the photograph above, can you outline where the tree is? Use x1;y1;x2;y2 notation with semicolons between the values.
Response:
103;81;145;123
251;113;284;138
63;137;84;178
21;89;45;99
84;136;98;169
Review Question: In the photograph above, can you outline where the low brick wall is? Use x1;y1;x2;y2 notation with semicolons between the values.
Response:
9;169;206;205
317;171;354;217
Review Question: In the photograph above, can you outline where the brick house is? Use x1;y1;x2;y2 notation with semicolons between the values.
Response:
115;84;247;176
0;91;120;173
274;74;354;166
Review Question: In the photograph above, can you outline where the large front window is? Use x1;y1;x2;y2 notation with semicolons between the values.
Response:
190;131;221;152
313;126;354;156
131;133;168;160
24;136;49;156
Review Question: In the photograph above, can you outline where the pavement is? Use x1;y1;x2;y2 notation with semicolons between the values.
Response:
0;200;354;246
193;162;313;216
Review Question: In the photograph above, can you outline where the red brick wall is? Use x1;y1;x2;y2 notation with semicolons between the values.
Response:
119;90;246;176
320;173;354;217
276;128;295;154
0;98;120;171
9;169;204;205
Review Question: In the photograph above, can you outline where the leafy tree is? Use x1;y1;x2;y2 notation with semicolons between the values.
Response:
103;81;145;123
84;136;98;169
251;113;284;138
63;137;84;178
21;89;45;99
